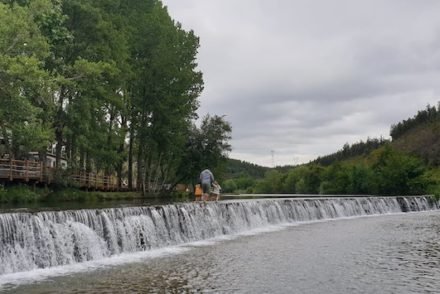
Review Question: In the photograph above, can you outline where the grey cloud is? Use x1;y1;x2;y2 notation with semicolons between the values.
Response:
164;0;440;166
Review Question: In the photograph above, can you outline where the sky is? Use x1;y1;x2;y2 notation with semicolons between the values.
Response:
162;0;440;167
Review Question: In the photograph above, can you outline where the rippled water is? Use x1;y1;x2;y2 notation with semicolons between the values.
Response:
3;211;440;293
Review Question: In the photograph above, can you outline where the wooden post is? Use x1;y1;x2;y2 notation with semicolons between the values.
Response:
25;160;29;182
9;159;12;181
40;162;43;182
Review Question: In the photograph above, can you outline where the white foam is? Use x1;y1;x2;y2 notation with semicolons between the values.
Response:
0;197;436;289
0;246;189;289
0;223;309;289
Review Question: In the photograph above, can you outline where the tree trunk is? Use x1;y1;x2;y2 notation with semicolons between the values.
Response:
117;114;128;189
152;153;163;193
106;107;115;176
55;128;63;169
55;86;66;169
137;142;144;193
128;118;135;190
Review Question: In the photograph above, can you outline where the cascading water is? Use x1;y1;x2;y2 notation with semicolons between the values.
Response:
0;196;438;275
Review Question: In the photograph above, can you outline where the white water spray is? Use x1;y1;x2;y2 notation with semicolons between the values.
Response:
0;196;437;275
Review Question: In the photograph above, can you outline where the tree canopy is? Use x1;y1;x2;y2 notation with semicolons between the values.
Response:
0;0;231;194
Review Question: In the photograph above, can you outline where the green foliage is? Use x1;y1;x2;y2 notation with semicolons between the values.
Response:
0;2;53;158
222;179;238;193
390;103;440;140
313;138;388;166
370;146;427;195
222;175;256;193
346;164;377;194
254;170;286;194
431;186;440;201
0;185;43;203
244;145;433;196
45;188;100;202
0;0;229;196
175;115;232;186
422;169;440;200
319;163;350;194
224;158;268;179
294;165;323;194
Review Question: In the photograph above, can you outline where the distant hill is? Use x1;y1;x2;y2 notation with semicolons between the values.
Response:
312;138;388;166
224;103;440;195
224;103;440;185
388;103;440;166
391;121;440;166
390;104;440;140
224;158;269;179
311;103;440;167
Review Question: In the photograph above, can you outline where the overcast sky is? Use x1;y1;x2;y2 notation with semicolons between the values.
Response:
163;0;440;167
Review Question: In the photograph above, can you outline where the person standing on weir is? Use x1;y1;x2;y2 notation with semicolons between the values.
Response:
199;169;214;201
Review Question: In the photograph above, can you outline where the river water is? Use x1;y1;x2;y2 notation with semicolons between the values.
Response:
2;210;440;293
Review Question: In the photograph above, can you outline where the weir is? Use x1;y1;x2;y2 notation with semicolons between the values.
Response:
0;196;438;275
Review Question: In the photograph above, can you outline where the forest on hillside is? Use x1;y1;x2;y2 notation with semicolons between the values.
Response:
313;137;388;166
224;158;268;179
390;103;440;140
224;104;440;197
0;0;231;194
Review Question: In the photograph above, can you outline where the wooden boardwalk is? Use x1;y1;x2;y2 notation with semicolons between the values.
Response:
0;159;120;191
0;159;43;182
70;173;120;191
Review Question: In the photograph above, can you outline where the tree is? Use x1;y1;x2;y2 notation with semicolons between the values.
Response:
295;165;323;194
346;164;377;195
123;1;203;193
254;170;285;194
175;115;232;189
0;3;53;158
0;0;221;195
371;146;427;195
319;163;350;194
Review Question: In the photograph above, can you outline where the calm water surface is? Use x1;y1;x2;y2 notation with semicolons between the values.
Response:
3;211;440;293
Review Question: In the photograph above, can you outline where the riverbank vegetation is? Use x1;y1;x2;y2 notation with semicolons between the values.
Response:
0;0;231;195
0;184;166;203
224;104;440;196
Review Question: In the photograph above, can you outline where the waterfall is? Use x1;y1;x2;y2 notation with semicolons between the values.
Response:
0;196;438;275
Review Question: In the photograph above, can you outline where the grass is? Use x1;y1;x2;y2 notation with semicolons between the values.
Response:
0;185;45;203
0;185;146;204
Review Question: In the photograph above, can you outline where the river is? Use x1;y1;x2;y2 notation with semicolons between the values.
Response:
0;197;439;293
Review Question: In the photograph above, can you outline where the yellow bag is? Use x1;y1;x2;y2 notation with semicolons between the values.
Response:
195;184;202;196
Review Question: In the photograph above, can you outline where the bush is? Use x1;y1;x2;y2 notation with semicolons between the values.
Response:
428;185;440;201
45;188;99;202
0;185;43;203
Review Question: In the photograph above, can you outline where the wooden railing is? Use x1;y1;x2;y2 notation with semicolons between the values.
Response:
70;172;119;191
0;159;43;181
0;159;120;191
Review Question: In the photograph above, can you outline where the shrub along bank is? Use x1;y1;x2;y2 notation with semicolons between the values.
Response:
0;185;146;204
224;145;440;197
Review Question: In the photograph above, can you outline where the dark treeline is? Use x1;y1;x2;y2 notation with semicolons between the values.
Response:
251;145;432;195
0;0;231;194
390;103;440;140
224;158;268;179
313;137;388;166
231;145;439;196
222;158;268;194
